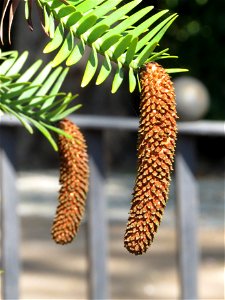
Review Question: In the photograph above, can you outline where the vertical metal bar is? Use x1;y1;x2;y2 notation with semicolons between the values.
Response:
86;130;108;300
0;127;20;300
175;135;199;299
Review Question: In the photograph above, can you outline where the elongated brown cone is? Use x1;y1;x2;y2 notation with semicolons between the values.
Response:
52;118;89;244
124;62;177;255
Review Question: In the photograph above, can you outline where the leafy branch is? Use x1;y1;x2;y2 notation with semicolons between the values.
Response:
0;50;80;150
40;0;187;93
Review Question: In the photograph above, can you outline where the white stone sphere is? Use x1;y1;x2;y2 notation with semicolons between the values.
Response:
174;76;210;121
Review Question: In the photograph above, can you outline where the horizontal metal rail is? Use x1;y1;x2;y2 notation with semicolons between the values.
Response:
1;114;224;135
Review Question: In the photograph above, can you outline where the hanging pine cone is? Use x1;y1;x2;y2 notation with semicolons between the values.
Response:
124;62;177;255
52;118;89;245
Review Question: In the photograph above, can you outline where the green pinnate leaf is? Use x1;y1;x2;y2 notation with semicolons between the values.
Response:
81;47;98;87
87;24;109;43
96;55;112;85
6;51;28;76
113;34;133;60
39;0;186;93
66;39;85;66
66;11;83;27
130;9;169;41
56;5;76;18
75;0;105;13
166;68;189;73
100;35;121;52
129;67;137;93
43;23;65;53
105;6;154;38
111;62;124;93
135;14;177;53
76;15;98;36
135;42;158;68
125;37;138;65
51;30;74;67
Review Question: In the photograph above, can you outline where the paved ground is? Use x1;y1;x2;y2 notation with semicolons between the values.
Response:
19;218;224;300
1;171;224;299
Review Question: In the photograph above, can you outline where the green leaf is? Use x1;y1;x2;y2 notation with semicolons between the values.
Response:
39;121;72;139
43;23;65;53
24;0;29;20
66;0;84;5
87;24;109;43
1;104;33;133
12;94;56;107
81;47;98;87
47;0;63;11
27;117;58;151
0;53;19;75
66;39;85;66
51;30;74;67
0;80;24;88
66;11;83;27
1;85;40;100
16;60;43;83
75;0;105;13
76;15;98;36
100;35;121;52
49;67;69;96
98;0;141;29
135;42;158;68
111;62;124;93
88;0;122;19
0;50;18;59
41;67;70;109
130;9;169;41
104;6;154;38
65;0;84;5
166;68;189;74
113;34;133;59
46;94;75;118
129;67;136;93
49;13;56;38
36;67;63;96
56;5;76;18
96;55;112;85
6;51;29;76
145;15;178;53
50;104;82;122
125;37;138;65
156;55;178;60
19;64;53;100
146;48;169;63
43;5;50;35
136;14;177;53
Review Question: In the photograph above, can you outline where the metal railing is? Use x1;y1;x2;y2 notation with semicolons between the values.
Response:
0;114;224;300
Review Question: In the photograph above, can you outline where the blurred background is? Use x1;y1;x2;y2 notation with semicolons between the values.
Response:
0;0;224;299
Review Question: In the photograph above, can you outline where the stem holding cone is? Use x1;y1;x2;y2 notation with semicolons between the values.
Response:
52;118;89;245
124;62;178;255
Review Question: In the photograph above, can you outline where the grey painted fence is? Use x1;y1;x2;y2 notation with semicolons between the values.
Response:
0;115;224;300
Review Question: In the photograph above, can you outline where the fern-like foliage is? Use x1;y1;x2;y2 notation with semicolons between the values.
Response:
0;0;187;94
39;0;187;93
0;50;81;150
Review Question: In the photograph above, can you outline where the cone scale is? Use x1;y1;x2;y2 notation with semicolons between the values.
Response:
124;62;178;255
52;118;89;244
